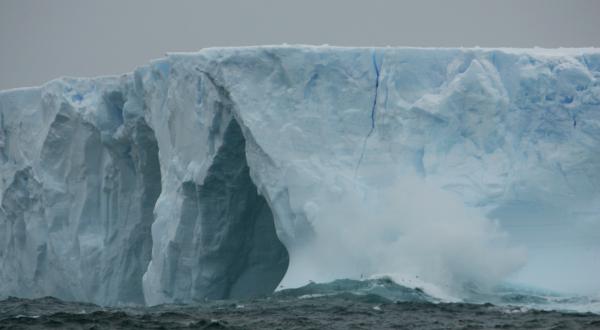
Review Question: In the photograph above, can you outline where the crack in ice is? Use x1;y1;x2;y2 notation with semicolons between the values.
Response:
355;50;382;176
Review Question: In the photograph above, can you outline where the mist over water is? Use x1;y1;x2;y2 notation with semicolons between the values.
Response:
280;174;527;299
497;201;600;297
278;165;600;312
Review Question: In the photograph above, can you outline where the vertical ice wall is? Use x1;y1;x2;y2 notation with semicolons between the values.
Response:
0;80;162;304
1;47;599;305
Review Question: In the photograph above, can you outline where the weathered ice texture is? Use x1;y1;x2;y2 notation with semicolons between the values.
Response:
1;47;599;305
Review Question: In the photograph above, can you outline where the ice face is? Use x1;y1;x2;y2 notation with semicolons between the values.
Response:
0;46;599;305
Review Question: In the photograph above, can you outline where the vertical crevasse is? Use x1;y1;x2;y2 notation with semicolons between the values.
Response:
355;49;383;174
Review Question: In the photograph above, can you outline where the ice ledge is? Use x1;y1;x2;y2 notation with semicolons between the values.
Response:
3;45;599;93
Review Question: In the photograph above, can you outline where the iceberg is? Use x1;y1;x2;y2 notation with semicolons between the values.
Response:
1;46;599;305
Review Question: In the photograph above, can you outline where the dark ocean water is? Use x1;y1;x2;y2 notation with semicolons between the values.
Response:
1;279;599;329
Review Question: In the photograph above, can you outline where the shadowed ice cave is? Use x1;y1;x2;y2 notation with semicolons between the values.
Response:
164;118;289;302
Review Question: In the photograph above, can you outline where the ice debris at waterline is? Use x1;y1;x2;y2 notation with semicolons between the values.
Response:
1;46;599;306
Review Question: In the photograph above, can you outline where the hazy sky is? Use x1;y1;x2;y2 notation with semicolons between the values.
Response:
1;0;600;89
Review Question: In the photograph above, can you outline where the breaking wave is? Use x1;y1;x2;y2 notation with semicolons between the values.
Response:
277;276;600;314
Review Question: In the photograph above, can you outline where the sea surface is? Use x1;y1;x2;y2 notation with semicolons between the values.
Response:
1;278;599;329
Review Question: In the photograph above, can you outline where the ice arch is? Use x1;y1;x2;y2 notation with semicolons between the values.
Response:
152;118;289;302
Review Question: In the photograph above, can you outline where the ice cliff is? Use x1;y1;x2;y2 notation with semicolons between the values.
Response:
1;46;599;306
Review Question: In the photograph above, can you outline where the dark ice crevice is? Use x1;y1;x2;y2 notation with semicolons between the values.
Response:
355;50;383;175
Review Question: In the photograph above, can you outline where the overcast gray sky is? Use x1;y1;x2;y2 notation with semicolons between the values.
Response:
1;0;600;89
